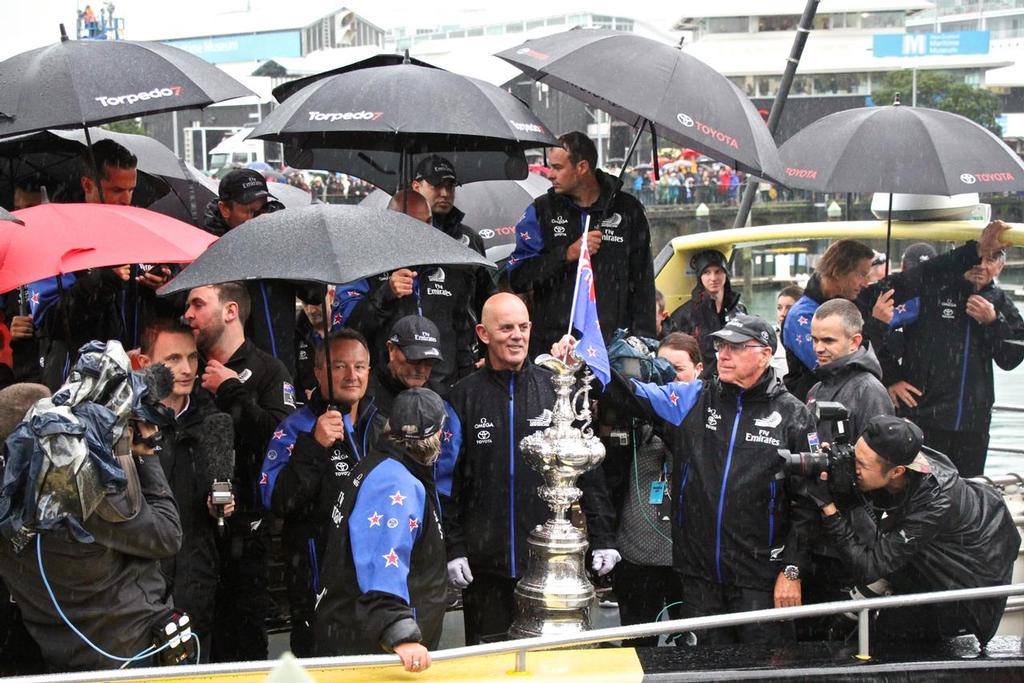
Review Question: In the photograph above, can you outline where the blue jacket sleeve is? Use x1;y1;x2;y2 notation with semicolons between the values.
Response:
330;278;370;332
506;204;573;292
259;408;316;510
349;460;427;603
630;378;703;426
434;401;462;498
783;295;819;371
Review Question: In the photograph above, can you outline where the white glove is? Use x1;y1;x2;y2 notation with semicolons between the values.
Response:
447;557;474;588
591;548;622;576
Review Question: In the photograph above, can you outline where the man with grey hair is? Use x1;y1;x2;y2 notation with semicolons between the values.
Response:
806;299;893;444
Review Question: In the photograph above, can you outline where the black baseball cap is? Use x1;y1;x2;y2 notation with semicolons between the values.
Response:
901;242;937;270
388;315;444;362
862;416;929;472
414;155;457;185
219;169;274;204
691;249;730;277
710;314;777;353
390;387;446;440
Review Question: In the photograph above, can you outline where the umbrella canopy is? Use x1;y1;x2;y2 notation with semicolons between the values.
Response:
159;204;493;295
283;146;533;190
247;62;557;154
496;28;784;180
0;30;253;138
266;181;315;207
145;162;220;226
0;204;216;293
0;207;23;225
360;173;550;262
778;103;1024;195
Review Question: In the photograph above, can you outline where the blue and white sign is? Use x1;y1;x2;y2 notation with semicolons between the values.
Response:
163;30;301;64
873;31;990;58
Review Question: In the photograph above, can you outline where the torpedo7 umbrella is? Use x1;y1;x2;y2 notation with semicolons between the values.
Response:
778;97;1024;268
0;204;217;293
496;28;784;181
0;26;253;139
247;60;557;190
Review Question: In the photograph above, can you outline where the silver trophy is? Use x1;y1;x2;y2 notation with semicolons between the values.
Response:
508;354;606;639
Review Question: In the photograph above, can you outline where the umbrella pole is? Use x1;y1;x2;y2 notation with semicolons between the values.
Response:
321;296;336;405
81;126;106;205
649;121;660;182
619;120;647;179
733;0;820;229
884;193;893;277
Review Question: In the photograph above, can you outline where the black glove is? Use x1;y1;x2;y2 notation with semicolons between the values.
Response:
791;475;833;509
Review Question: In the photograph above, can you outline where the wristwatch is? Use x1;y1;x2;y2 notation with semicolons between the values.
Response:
783;565;800;581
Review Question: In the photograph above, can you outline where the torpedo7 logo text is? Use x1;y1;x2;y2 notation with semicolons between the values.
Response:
95;86;183;107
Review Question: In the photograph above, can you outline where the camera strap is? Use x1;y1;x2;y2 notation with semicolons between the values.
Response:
94;431;142;523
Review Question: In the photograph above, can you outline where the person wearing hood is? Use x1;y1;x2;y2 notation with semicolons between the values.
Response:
665;249;746;377
806;299;893;443
202;169;324;382
507;131;656;358
800;416;1020;647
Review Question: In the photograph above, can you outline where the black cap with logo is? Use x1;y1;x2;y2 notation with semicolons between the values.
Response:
862;415;929;472
219;169;273;204
414;155;457;185
710;314;777;353
388;315;444;362
391;387;446;440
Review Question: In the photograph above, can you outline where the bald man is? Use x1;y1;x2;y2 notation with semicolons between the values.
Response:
342;188;496;391
443;293;616;644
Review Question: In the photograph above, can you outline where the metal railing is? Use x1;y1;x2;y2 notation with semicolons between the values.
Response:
24;583;1024;683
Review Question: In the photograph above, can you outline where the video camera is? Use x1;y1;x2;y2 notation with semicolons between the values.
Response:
777;401;857;496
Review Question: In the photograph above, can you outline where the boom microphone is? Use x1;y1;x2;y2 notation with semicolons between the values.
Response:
140;363;175;404
199;412;235;534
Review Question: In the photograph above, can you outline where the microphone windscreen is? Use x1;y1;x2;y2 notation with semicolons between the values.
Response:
199;412;235;484
140;363;174;404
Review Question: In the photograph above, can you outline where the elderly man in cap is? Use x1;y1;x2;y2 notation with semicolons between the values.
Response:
313;387;448;673
801;415;1020;646
592;313;817;645
665;248;747;377
202;168;324;382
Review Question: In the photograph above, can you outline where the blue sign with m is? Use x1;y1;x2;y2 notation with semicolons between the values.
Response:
874;31;990;58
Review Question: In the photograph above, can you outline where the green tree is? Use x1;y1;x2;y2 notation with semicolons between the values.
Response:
101;118;147;136
872;70;1002;135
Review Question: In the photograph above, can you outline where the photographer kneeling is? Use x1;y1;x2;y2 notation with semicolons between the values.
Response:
799;415;1020;646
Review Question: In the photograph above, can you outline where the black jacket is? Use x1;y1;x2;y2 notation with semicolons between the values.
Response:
445;361;616;578
664;280;746;376
203;201;323;381
806;345;894;443
0;456;180;672
313;443;446;655
822;451;1020;644
345;206;493;393
507;170;657;358
614;367;817;591
208;339;295;516
293;310;321;403
150;391;227;639
880;243;1024;433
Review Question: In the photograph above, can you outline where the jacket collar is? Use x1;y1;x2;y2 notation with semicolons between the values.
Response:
432;206;467;239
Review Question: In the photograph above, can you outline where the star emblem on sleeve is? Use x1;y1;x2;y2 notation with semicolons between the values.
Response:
368;511;383;527
383;548;399;568
443;430;453;442
332;313;343;325
30;291;39;305
669;391;679;405
798;315;809;326
287;443;294;454
520;231;531;241
409;518;419;532
389;490;407;506
273;430;285;440
896;304;907;313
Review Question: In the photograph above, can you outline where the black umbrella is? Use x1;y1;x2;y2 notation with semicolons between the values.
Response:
496;28;784;181
159;204;494;403
360;173;551;262
0;27;253;138
248;61;557;190
159;204;494;295
779;97;1024;269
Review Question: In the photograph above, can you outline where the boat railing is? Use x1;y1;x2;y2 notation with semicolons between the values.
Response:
29;583;1024;682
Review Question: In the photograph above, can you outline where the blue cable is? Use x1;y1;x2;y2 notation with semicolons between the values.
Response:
35;535;175;664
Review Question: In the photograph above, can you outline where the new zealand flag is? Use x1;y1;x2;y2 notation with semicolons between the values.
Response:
570;245;610;386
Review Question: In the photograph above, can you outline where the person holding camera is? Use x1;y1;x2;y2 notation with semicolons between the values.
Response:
589;314;817;645
798;415;1020;646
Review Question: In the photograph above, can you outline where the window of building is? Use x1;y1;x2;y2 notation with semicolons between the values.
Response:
526;19;545;30
860;12;904;29
546;15;566;26
706;16;749;34
506;22;524;33
486;24;504;36
758;15;801;32
467;27;484;37
988;15;1024;39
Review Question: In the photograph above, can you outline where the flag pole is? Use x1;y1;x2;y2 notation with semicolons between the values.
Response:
563;215;591;363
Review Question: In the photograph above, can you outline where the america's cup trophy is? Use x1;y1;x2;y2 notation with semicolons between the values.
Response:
508;353;606;638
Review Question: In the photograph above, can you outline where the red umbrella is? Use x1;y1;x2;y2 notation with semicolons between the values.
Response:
0;204;216;293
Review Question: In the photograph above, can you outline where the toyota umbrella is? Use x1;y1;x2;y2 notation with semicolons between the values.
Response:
778;96;1024;267
496;28;784;181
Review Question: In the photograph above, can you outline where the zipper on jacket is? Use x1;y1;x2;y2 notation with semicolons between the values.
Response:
767;479;777;547
955;319;972;431
259;282;278;358
675;462;690;527
508;375;517;577
715;392;743;584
